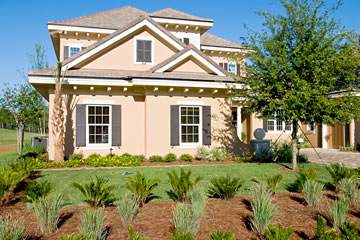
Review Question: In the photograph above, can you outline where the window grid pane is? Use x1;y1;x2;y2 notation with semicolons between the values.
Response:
88;106;110;144
180;106;200;144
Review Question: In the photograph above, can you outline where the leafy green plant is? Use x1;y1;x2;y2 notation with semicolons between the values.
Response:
208;175;242;199
265;174;283;194
69;152;84;161
196;146;210;160
290;167;319;192
249;183;276;236
171;229;194;240
314;215;339;240
208;148;227;161
125;172;160;206
20;180;52;203
0;215;26;240
30;194;67;233
60;233;84;240
134;155;145;163
167;169;201;202
180;154;193;162
128;226;150;240
330;196;349;228
164;153;177;162
303;180;323;209
326;163;358;188
149;155;163;162
339;221;360;240
117;192;139;226
80;207;107;240
263;224;294;240
338;177;359;207
20;144;45;159
208;230;234;240
72;176;116;207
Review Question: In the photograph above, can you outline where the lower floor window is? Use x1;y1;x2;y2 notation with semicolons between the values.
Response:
180;106;200;144
267;111;291;132
88;105;110;144
307;122;315;133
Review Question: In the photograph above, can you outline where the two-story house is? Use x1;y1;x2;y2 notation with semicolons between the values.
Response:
28;6;355;160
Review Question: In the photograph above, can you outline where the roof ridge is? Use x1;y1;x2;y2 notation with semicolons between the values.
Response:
48;6;146;25
150;7;213;22
202;32;244;48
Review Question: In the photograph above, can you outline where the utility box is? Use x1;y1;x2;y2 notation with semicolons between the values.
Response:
31;136;49;152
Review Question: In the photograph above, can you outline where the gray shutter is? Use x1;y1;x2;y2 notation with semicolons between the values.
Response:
136;40;144;62
170;105;180;146
183;38;190;45
202;106;211;145
64;46;69;60
81;47;86;51
76;104;86;147
144;41;151;62
263;119;268;132
236;64;240;75
224;63;228;72
219;63;224;68
112;105;121;146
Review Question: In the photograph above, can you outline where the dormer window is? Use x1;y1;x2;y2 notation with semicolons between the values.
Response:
63;44;84;60
179;38;190;45
70;46;81;56
135;36;153;64
228;63;236;74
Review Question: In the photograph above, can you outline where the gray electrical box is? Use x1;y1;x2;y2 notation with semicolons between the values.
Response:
31;136;49;152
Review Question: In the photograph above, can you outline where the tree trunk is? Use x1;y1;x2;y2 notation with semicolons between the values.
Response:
291;119;298;170
53;85;64;162
16;123;24;155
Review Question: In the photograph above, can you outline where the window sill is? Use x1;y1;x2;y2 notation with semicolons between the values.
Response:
134;62;153;65
176;144;202;149
266;131;292;134
82;146;113;150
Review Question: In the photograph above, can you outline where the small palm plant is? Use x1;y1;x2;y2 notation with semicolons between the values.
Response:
326;163;357;188
208;175;242;199
168;169;201;202
124;172;160;206
20;180;52;203
72;176;116;207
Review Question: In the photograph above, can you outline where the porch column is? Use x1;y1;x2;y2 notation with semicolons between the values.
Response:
350;119;355;147
237;106;242;141
322;124;328;149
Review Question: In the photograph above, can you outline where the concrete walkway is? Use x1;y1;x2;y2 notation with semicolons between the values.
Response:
300;148;360;168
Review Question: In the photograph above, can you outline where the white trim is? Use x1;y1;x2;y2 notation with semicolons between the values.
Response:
228;62;236;75
322;124;328;149
29;76;133;86
67;44;83;58
176;101;204;105
237;106;242;141
83;100;115;104
62;19;184;70
86;105;112;147
178;105;202;147
48;24;116;34
82;146;114;150
133;35;154;65
154;49;226;76
201;45;248;53
306;123;315;133
151;17;213;27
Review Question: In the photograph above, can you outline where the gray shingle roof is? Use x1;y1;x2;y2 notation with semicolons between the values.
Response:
200;32;245;49
150;8;213;22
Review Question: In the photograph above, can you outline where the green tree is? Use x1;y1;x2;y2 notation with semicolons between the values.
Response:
234;0;360;169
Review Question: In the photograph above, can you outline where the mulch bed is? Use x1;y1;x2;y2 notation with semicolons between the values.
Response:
1;192;360;239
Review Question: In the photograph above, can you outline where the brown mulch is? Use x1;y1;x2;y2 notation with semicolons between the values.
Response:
1;192;360;240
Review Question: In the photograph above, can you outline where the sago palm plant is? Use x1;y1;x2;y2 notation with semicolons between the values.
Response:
208;175;242;199
168;169;201;202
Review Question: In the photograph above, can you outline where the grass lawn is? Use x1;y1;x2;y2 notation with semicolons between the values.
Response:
38;163;331;206
0;128;40;154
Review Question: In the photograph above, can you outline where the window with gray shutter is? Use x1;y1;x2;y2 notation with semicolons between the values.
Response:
236;64;240;75
64;46;69;60
219;62;224;68
170;105;180;146
136;40;152;63
183;38;190;45
263;119;268;132
224;63;228;72
76;104;86;146
202;106;211;145
112;105;121;146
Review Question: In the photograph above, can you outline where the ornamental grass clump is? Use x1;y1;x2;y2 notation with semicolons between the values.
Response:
330;196;349;229
117;193;139;226
80;207;107;240
0;215;26;240
303;180;323;209
167;169;201;202
208;148;227;161
72;176;116;207
249;183;276;237
291;167;319;192
30;194;68;233
338;177;359;207
124;172;160;206
196;146;210;160
208;175;242;199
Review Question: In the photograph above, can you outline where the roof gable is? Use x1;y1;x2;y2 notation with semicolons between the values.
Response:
62;15;186;70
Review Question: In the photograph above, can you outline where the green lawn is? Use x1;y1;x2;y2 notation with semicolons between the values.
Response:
0;128;39;144
38;163;331;206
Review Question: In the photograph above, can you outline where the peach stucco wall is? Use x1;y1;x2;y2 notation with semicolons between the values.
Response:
170;58;211;74
79;29;176;71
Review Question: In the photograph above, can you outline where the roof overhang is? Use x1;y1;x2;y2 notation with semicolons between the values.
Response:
48;24;116;34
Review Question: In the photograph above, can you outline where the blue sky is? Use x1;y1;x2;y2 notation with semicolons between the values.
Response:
0;0;359;86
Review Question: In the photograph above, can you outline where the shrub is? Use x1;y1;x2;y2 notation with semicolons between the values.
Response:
265;174;283;194
208;230;234;240
20;144;45;159
208;175;242;199
330;196;349;228
69;152;84;161
303;180;323;209
135;155;145;163
168;169;201;202
128;226;150;240
149;155;163;162
20;180;52;203
196;146;210;160
164;153;177;162
0;216;26;240
117;192;139;226
180;154;193;162
339;221;360;240
291;167;319;192
264;224;294;240
124;172;160;206
208;148;227;161
80;208;107;240
249;183;276;236
338;177;359;207
171;229;194;240
72;176;116;207
270;141;292;162
30;194;67;233
314;215;338;240
326;163;357;188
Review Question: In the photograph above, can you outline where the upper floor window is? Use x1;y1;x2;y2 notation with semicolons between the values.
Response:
70;46;81;57
136;38;152;64
228;64;236;74
64;44;84;60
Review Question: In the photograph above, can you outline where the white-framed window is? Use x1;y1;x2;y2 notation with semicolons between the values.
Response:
307;122;315;133
86;105;111;146
180;106;202;145
134;36;154;64
267;111;291;133
228;63;236;74
67;44;82;57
